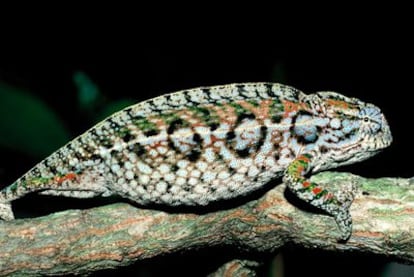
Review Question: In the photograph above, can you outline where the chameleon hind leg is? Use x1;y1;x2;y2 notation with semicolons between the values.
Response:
283;154;356;241
0;171;112;221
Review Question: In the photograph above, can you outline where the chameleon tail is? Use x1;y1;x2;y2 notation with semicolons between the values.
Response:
0;201;14;221
0;184;16;221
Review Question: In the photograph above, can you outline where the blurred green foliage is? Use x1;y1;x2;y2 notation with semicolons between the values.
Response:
73;71;101;111
0;72;135;159
73;71;135;121
0;83;70;158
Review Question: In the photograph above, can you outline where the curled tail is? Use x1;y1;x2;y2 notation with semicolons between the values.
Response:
0;202;14;221
0;185;16;221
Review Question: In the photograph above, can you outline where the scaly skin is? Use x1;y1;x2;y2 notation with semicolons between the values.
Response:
0;83;392;240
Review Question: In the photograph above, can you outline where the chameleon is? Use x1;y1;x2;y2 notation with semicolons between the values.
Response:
0;83;392;241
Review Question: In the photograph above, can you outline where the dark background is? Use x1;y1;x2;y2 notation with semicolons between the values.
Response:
0;26;412;276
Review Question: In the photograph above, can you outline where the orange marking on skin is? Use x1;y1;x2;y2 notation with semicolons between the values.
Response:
282;100;300;114
312;187;322;195
56;172;77;184
211;105;237;125
151;117;167;129
237;99;272;121
326;99;352;109
150;141;164;148
298;155;310;163
303;181;311;188
296;164;304;173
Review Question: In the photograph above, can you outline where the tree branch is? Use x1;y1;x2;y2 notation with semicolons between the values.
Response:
0;172;413;275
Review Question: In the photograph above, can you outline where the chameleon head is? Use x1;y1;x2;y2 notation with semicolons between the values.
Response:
301;91;393;171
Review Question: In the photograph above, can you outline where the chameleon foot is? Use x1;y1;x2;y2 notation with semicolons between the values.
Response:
330;184;356;241
334;209;352;241
0;202;15;221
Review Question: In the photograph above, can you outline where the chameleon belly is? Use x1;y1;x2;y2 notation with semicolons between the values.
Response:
0;83;392;240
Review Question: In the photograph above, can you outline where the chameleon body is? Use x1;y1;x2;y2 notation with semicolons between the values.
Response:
0;83;392;240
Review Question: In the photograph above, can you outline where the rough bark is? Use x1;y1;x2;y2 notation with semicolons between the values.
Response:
0;172;413;276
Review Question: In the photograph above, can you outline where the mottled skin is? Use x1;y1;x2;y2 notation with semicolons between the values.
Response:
0;83;392;240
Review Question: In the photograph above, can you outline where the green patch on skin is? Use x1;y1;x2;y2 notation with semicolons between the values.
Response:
160;113;187;126
287;160;304;177
269;99;284;123
228;102;256;124
247;100;260;107
132;116;159;135
303;153;313;160
7;183;19;193
115;126;133;141
28;177;51;187
228;102;251;117
188;106;220;128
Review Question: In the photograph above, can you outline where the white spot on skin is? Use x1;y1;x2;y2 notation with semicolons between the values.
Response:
170;185;181;194
125;170;134;180
111;164;121;174
248;166;260;177
177;169;187;177
136;186;147;195
69;158;79;167
139;175;150;185
124;161;133;170
130;180;138;187
254;154;266;165
177;160;189;168
99;147;110;158
219;145;234;161
232;173;244;182
157;146;168;155
188;177;198;186
228;159;240;169
203;148;216;163
194;185;208;194
241;158;253;167
264;157;276;168
215;185;228;196
164;173;175;182
176;177;186;185
218;171;230;180
161;194;172;203
156;182;168;193
202;171;217;183
148;149;158;157
137;162;152;174
329;118;341;129
159;164;170;174
127;153;138;163
152;171;161;179
113;141;123;151
191;170;201;178
196;161;208;171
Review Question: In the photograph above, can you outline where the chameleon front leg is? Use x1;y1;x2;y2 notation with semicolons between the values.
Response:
283;154;356;241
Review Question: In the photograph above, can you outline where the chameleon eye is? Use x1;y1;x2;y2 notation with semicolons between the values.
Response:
363;117;369;122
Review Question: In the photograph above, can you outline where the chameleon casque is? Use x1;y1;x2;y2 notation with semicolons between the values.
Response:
0;83;392;240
